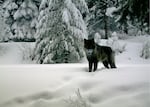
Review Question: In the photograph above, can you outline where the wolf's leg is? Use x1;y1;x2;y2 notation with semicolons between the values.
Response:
109;54;117;68
110;62;117;68
89;61;93;72
94;61;98;71
102;61;109;69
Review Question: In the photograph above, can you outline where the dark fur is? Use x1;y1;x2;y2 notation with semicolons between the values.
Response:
84;39;116;72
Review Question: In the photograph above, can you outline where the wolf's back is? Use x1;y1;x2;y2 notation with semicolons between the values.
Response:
95;44;113;61
95;44;112;53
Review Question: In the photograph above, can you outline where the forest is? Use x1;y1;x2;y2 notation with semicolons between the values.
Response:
0;0;149;64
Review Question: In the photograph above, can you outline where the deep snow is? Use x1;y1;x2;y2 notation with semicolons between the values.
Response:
0;64;149;107
0;36;150;107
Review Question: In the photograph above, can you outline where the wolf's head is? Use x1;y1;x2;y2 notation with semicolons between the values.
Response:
84;39;95;56
84;39;95;49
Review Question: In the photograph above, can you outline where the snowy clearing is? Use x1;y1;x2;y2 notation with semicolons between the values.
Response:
0;36;150;107
0;0;149;106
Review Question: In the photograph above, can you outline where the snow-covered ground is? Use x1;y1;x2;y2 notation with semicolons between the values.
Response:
0;36;150;107
0;42;35;64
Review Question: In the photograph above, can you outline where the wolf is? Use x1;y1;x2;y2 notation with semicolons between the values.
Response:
84;39;117;72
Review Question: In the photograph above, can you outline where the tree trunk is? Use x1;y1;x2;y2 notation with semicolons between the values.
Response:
104;0;108;39
123;23;128;34
116;0;119;6
104;14;108;39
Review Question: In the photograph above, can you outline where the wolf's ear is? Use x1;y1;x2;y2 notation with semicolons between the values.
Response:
84;39;87;43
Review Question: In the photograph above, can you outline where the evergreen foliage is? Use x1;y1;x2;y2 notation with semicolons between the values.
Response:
33;0;88;64
86;0;116;39
113;0;149;33
2;0;40;41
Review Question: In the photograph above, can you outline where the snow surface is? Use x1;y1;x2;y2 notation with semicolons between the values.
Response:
0;36;150;107
0;64;149;107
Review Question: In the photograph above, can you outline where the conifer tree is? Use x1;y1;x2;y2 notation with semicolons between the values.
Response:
2;0;40;41
33;0;88;64
86;0;116;39
113;0;149;34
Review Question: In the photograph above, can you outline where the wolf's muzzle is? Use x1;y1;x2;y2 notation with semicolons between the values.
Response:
86;49;94;56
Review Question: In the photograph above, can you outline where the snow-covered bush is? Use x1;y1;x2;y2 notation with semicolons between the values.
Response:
141;39;150;59
65;89;91;107
94;32;126;54
107;33;126;54
115;32;128;40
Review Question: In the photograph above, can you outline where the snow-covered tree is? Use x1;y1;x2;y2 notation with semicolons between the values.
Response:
2;0;40;41
113;0;149;34
86;0;117;39
33;0;88;64
72;0;89;19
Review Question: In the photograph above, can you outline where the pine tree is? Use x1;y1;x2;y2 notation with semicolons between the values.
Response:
113;0;149;34
86;0;116;39
72;0;89;19
2;0;40;41
33;0;88;64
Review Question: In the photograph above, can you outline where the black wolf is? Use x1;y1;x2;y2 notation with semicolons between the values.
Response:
84;39;117;72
